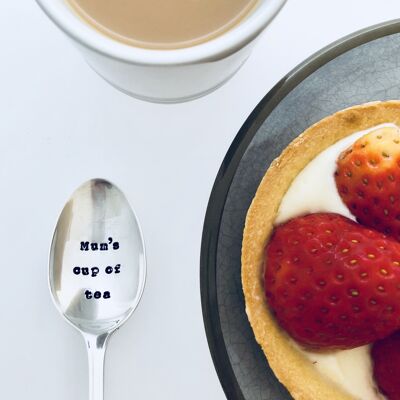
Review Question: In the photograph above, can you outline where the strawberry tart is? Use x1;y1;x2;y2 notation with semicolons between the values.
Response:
242;101;400;400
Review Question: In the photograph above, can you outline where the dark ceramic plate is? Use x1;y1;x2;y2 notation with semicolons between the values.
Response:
200;20;400;400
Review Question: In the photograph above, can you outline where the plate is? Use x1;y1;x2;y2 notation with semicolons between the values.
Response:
200;19;400;400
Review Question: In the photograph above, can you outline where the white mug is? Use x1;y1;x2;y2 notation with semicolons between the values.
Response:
36;0;287;103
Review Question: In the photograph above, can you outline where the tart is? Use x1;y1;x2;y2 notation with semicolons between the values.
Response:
242;100;400;400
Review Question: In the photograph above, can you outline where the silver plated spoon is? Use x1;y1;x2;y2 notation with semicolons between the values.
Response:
49;179;146;400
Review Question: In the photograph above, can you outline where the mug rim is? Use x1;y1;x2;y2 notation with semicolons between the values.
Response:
36;0;287;66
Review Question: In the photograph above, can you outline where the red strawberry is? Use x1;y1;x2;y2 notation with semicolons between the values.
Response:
265;213;400;349
335;126;400;241
372;331;400;400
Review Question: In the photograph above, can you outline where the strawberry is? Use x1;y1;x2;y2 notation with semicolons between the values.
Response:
265;213;400;349
372;330;400;400
335;126;400;241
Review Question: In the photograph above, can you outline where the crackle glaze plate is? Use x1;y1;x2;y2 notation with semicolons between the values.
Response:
200;20;400;400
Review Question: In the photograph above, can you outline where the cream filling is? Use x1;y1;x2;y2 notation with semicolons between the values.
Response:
274;123;397;400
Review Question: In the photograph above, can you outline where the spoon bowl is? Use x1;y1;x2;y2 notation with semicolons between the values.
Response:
49;178;146;399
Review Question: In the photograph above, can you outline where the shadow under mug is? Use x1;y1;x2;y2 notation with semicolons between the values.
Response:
36;0;287;103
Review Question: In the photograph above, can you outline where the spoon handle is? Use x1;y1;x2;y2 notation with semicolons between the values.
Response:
85;333;109;400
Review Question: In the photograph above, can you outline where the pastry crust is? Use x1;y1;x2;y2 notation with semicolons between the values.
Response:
242;100;400;400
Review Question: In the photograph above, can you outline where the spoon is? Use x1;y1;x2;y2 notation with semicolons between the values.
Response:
49;178;146;400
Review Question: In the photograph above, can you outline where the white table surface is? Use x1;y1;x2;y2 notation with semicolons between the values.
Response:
1;1;399;399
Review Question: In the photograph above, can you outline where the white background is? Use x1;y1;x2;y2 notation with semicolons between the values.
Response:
1;1;399;399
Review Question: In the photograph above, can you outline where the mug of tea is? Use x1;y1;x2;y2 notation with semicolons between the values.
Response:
36;0;286;103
